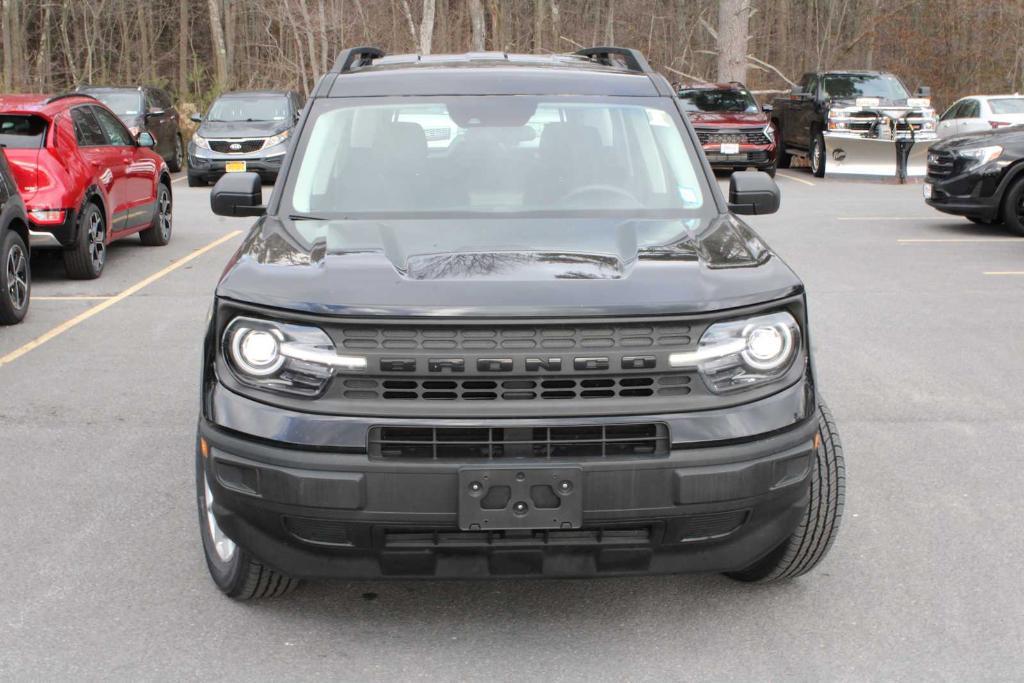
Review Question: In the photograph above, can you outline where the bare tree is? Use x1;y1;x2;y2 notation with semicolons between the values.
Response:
716;0;750;82
207;0;229;91
468;0;485;51
419;0;436;55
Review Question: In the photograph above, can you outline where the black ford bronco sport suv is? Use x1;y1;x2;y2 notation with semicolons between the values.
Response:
197;46;845;599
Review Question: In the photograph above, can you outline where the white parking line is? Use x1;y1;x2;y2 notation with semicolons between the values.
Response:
0;231;242;367
898;238;1023;244
984;271;1024;276
838;216;946;221
171;175;187;184
775;172;816;187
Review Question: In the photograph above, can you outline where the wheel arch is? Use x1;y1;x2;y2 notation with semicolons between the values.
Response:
5;216;30;252
996;159;1024;216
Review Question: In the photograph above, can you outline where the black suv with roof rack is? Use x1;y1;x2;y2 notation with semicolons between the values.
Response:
196;46;845;599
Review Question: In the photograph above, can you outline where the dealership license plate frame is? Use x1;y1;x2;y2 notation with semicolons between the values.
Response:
458;466;582;531
224;161;247;173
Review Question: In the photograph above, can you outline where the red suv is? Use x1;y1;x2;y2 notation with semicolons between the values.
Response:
677;82;777;176
0;94;173;279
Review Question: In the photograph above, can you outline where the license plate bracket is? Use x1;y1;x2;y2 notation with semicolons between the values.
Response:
458;467;582;531
225;160;247;173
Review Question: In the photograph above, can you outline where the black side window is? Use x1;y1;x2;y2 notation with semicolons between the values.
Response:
92;106;133;146
145;90;161;113
157;90;174;111
963;100;980;118
70;107;107;146
806;76;819;99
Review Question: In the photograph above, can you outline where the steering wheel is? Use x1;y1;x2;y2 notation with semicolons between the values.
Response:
560;184;640;206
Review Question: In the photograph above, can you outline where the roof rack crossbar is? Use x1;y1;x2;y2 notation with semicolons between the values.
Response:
331;46;385;74
574;47;653;74
44;92;98;105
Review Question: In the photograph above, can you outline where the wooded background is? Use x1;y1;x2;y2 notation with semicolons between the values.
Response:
1;0;1022;111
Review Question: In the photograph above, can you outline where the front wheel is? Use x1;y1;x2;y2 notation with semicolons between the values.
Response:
139;183;172;246
809;132;827;177
0;229;30;325
196;442;300;599
726;400;845;582
1000;176;1024;236
168;135;184;173
63;202;106;279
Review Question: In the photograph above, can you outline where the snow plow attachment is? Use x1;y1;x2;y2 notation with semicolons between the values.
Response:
824;132;932;179
822;101;937;181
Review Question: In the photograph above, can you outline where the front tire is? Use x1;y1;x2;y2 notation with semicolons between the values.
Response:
168;135;184;173
196;442;300;599
63;202;106;280
139;183;172;246
0;229;30;325
809;131;826;177
1000;176;1024;236
726;400;845;582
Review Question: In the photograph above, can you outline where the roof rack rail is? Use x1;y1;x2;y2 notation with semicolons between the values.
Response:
330;46;385;74
44;92;98;105
574;47;653;74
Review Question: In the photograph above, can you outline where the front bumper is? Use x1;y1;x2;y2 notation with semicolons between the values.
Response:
199;379;817;580
924;161;1009;221
702;145;775;171
188;143;286;181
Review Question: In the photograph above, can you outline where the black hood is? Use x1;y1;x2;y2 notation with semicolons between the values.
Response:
216;215;803;317
197;120;290;138
931;126;1024;150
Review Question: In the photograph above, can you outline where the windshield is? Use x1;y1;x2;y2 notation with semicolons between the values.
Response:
0;115;47;148
207;96;290;122
87;91;143;117
288;96;709;222
822;74;910;101
678;89;758;113
989;98;1024;115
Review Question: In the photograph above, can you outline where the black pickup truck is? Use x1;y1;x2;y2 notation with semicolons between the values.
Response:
770;71;936;177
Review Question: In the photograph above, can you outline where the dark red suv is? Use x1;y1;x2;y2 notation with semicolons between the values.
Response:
0;93;173;279
678;82;777;176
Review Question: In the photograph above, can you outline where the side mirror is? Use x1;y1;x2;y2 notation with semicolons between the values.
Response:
190;113;202;123
915;85;931;97
211;172;265;217
761;104;773;113
728;171;780;216
136;131;156;148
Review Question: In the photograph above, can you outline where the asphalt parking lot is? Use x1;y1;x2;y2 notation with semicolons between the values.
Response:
2;169;1023;680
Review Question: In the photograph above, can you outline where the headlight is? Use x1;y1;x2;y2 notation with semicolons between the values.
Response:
827;113;849;131
668;311;801;393
192;134;210;150
223;317;366;396
262;130;290;149
958;145;1002;169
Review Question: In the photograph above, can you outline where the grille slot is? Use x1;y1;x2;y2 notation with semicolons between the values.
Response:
208;138;265;154
369;423;670;460
360;374;690;402
705;151;770;163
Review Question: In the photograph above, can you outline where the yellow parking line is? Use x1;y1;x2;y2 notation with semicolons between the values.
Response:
32;295;113;301
0;231;242;368
775;172;816;187
898;238;1023;243
984;271;1024;276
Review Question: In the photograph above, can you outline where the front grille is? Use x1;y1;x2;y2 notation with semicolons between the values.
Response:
368;423;670;459
927;150;955;178
336;321;693;352
208;138;265;154
697;128;771;145
343;374;691;402
706;151;770;163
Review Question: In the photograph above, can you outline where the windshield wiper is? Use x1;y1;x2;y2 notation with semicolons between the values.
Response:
288;213;328;221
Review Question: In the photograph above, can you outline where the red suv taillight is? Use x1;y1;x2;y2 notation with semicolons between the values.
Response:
28;209;66;225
